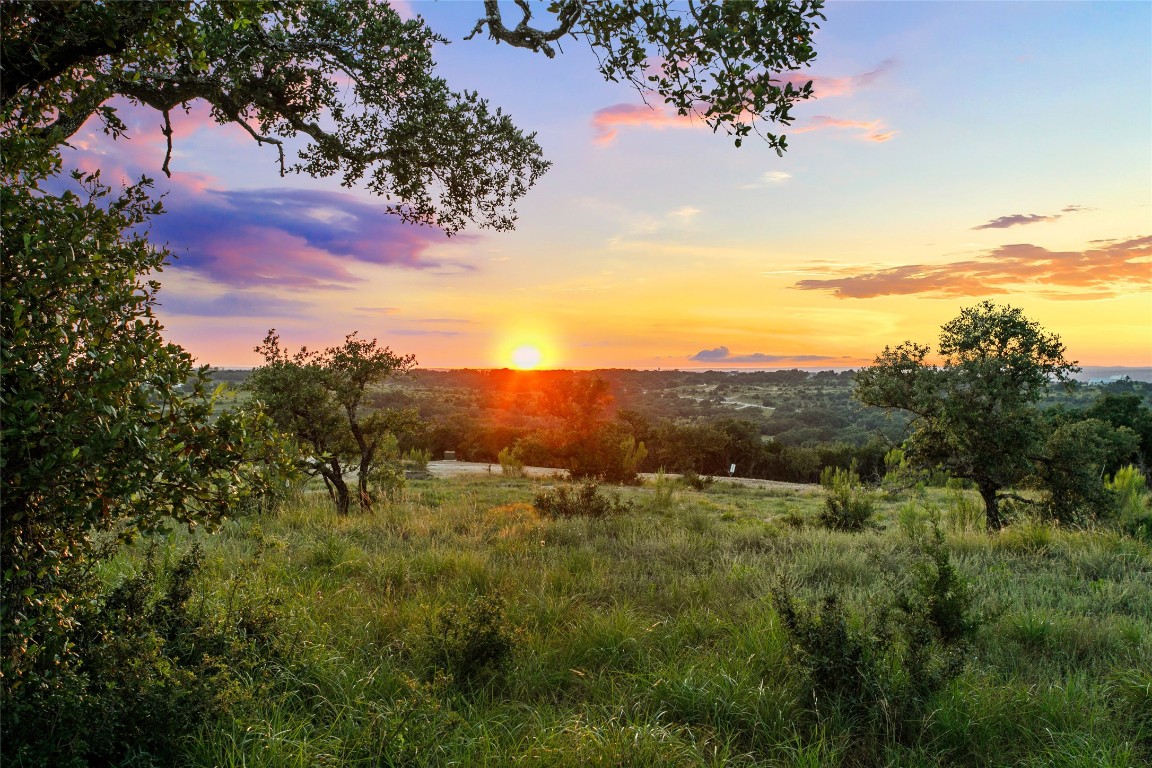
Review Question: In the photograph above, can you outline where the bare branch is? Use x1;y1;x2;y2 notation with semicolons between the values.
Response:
465;0;582;58
161;109;174;177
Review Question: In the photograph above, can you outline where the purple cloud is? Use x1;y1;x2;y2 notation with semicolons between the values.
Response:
972;213;1059;230
152;186;474;289
690;346;841;364
157;290;310;318
972;205;1089;230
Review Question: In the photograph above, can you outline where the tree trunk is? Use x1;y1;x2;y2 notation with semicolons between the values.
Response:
357;455;373;514
979;483;1003;530
322;460;351;515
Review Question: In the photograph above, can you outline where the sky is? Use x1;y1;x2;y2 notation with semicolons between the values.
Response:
66;1;1152;370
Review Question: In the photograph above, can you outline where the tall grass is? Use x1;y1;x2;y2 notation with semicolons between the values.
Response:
78;474;1152;767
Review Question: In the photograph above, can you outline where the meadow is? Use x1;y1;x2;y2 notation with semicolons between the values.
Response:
102;472;1151;767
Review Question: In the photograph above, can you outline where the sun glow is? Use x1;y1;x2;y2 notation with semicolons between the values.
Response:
510;344;544;369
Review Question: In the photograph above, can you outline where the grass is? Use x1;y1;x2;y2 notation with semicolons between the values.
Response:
107;474;1150;767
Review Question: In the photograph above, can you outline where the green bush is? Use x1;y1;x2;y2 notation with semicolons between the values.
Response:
533;479;634;519
818;465;876;531
498;445;526;478
1107;464;1151;540
680;468;716;491
421;594;515;691
404;447;432;473
1;542;280;768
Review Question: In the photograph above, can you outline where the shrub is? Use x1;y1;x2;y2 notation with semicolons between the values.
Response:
647;469;678;513
900;525;978;645
533;479;634;519
1107;464;1151;540
498;445;526;478
421;594;515;691
818;464;876;531
680;468;716;491
770;559;974;755
1;542;280;767
404;447;432;473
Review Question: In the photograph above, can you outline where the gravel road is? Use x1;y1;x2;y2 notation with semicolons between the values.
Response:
425;460;820;494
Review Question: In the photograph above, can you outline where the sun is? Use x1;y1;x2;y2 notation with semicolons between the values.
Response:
510;344;544;369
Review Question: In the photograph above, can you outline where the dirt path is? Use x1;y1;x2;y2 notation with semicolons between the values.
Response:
425;460;820;494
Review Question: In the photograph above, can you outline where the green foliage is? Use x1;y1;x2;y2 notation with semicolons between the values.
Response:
1107;465;1151;540
248;330;417;514
533;479;634;519
2;0;547;234
818;464;876;531
855;301;1080;529
1086;393;1152;467
771;534;976;756
421;594;516;691
902;526;978;645
0;166;293;688
498;445;527;478
1;541;281;767
497;0;827;152
403;447;432;474
1036;418;1137;525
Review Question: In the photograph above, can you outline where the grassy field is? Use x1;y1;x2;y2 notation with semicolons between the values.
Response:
109;474;1150;767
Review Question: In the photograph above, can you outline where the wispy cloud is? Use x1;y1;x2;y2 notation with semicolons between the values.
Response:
590;103;695;145
355;306;401;315
157;290;310;318
793;116;897;142
973;205;1091;229
794;235;1152;299
741;171;792;189
668;205;702;224
779;58;897;99
689;346;843;364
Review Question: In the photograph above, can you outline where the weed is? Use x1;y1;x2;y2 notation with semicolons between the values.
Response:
647;469;679;513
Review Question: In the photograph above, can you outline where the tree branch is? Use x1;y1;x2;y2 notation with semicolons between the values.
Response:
465;0;582;57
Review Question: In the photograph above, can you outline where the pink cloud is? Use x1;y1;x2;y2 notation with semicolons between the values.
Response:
590;103;696;145
793;115;898;142
794;236;1152;299
778;58;897;99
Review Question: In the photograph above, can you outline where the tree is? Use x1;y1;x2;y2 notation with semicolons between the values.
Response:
3;0;824;230
0;167;293;685
248;330;417;514
854;302;1079;529
0;0;825;732
1084;392;1152;468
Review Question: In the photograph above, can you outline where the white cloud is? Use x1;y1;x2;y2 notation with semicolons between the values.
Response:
741;171;792;189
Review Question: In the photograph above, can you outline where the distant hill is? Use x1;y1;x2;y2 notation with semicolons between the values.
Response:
1073;367;1152;383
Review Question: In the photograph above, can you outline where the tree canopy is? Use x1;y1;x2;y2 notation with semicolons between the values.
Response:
2;0;824;231
248;330;418;515
854;302;1081;529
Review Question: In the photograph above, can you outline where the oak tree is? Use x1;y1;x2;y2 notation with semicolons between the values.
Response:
248;331;417;515
855;302;1079;529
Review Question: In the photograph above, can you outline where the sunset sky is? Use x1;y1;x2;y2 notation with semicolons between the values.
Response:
67;1;1152;370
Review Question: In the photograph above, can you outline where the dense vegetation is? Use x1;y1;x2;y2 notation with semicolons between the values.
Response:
7;473;1150;766
213;364;1152;489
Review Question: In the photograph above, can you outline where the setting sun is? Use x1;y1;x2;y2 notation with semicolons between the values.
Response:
510;344;544;369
